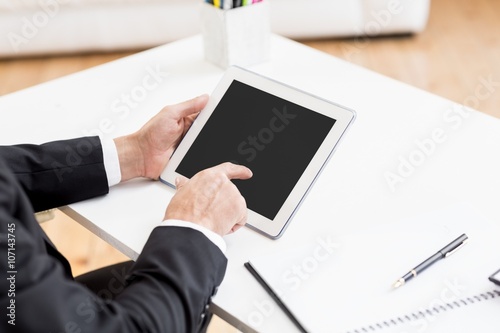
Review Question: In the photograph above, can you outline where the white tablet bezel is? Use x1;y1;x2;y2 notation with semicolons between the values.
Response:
160;66;355;239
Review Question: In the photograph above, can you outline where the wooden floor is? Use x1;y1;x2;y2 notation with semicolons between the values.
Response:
301;0;500;119
1;0;499;332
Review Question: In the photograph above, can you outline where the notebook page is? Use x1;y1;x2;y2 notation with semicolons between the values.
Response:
367;289;500;333
249;204;500;333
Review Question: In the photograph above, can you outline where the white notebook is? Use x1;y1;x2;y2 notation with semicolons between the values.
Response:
249;204;500;333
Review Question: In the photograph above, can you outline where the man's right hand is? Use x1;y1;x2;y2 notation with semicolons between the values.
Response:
165;163;253;236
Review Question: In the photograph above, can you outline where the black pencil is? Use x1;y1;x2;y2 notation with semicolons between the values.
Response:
244;261;308;333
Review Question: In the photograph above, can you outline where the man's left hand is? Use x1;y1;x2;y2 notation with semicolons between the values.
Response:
114;95;208;182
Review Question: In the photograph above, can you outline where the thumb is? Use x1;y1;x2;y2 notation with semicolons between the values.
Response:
172;94;209;119
175;175;189;189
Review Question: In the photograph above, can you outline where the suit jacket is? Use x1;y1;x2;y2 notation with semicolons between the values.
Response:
0;137;227;333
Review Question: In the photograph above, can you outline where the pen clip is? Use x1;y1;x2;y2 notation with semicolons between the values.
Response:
444;239;468;257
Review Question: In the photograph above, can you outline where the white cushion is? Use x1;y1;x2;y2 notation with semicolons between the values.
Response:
0;0;430;57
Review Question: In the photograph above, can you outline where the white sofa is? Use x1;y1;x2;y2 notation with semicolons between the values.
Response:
0;0;430;57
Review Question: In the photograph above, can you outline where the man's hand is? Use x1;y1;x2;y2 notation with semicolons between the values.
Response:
114;95;208;182
165;163;253;236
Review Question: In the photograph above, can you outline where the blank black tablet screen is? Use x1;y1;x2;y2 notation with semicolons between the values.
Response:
176;80;336;220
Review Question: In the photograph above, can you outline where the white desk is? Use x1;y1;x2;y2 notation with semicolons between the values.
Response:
1;36;500;332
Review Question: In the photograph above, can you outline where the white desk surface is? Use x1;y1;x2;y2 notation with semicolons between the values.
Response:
1;35;500;332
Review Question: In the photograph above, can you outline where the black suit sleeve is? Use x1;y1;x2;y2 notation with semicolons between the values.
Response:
0;152;227;333
0;136;109;212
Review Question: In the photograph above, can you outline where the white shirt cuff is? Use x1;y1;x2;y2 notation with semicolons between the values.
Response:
159;219;227;254
100;138;121;187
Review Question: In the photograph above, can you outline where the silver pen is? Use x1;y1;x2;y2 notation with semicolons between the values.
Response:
393;233;469;288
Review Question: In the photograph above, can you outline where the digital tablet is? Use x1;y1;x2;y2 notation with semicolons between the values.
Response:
160;66;355;239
